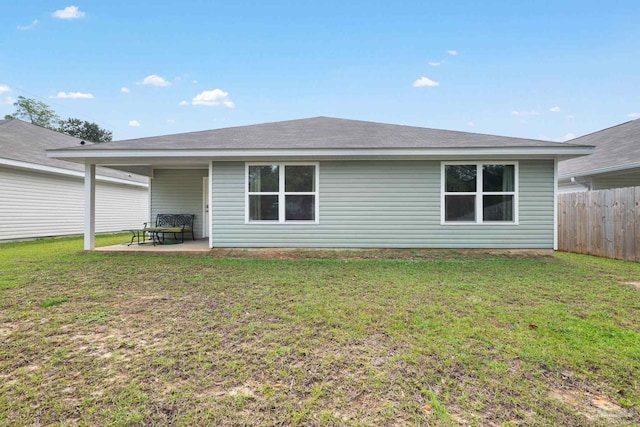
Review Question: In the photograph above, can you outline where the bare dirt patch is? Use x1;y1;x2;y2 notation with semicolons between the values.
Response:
625;281;640;290
550;388;632;424
207;248;554;260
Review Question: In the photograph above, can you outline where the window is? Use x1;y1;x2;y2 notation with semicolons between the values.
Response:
442;162;517;224
246;163;318;223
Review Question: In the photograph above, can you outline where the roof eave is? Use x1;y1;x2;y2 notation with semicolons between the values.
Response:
47;146;595;164
0;157;148;187
558;161;640;180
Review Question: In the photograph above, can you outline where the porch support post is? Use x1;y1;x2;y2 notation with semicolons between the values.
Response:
553;158;558;251
84;162;96;250
208;161;214;249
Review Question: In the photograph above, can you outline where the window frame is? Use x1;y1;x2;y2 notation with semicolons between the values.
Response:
245;162;319;224
441;161;519;225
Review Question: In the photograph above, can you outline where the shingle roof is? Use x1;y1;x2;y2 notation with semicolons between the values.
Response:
558;119;640;178
0;119;147;183
56;116;582;151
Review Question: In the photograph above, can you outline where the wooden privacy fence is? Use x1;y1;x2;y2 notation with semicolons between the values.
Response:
558;186;640;262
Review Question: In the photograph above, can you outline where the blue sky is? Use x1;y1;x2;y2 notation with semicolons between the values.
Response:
1;1;639;141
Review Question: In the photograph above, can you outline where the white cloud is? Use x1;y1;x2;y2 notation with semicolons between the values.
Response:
137;74;171;87
447;50;457;56
52;6;86;19
511;109;540;117
412;77;440;88
562;133;576;141
549;106;561;113
192;80;198;84
179;100;189;106
128;120;140;127
467;121;474;127
53;91;94;99
121;87;130;94
627;112;640;119
428;61;441;66
191;89;235;108
17;19;39;30
0;84;11;105
0;96;15;105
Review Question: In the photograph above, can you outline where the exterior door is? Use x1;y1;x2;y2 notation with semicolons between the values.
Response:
202;177;209;238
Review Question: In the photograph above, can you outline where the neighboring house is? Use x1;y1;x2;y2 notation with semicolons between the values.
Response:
0;119;149;241
558;119;640;192
47;117;592;250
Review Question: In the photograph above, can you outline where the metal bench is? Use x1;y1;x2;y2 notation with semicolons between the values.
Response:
144;213;195;244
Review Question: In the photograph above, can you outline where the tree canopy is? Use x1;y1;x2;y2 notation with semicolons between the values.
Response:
4;96;60;129
58;118;113;143
4;96;113;143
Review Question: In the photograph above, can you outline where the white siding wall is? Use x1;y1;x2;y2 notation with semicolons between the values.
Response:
0;166;149;241
95;182;149;231
210;159;555;248
150;169;207;238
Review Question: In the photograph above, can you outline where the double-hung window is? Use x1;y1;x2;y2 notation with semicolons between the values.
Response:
246;163;318;223
442;162;518;224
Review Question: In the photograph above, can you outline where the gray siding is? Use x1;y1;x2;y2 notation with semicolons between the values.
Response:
592;171;640;190
150;169;207;238
211;160;555;248
558;170;640;192
0;166;149;241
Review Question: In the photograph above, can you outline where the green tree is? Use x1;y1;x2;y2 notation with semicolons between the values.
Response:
4;96;113;143
4;96;61;129
58;118;113;143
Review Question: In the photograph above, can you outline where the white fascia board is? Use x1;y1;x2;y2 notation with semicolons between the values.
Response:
558;161;640;180
0;157;148;188
47;146;595;161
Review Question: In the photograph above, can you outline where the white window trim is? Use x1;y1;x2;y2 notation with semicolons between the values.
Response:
440;161;519;225
245;162;320;224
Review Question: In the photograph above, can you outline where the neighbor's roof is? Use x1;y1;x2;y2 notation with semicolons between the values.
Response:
558;119;640;179
0;119;147;184
52;116;587;151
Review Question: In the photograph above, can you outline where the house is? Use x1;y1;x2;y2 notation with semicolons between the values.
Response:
47;117;593;250
0;119;149;241
558;119;640;192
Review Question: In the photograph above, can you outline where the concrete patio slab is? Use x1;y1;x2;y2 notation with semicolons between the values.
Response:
95;239;211;253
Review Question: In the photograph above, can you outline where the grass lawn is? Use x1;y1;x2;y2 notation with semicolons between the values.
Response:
1;235;639;426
